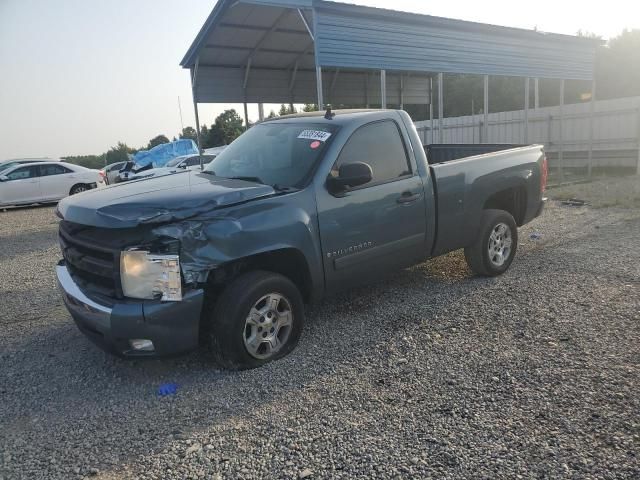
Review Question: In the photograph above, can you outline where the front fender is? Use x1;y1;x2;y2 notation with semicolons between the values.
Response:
151;188;324;295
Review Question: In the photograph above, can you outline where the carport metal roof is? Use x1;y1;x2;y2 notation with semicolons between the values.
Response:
182;0;599;106
181;0;601;153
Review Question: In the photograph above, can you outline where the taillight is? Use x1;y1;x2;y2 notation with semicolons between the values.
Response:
99;170;105;177
540;156;548;193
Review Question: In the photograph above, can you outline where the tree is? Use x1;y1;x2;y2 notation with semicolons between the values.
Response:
595;29;640;100
147;135;170;149
278;104;297;116
179;126;197;141
302;104;317;112
206;109;244;147
105;142;136;165
267;110;277;119
63;154;106;169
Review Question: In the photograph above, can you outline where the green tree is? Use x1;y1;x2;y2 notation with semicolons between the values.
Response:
63;154;106;169
302;104;317;112
267;110;277;119
596;29;640;100
206;109;244;146
278;104;297;116
147;135;170;149
179;126;197;141
105;142;136;165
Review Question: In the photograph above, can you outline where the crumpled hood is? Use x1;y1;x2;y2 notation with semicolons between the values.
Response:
57;170;276;228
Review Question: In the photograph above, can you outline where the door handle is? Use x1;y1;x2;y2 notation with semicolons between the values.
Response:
397;191;421;204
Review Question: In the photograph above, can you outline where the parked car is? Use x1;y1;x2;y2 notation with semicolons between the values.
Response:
129;154;219;180
0;158;58;174
0;161;100;207
98;162;126;186
56;109;547;369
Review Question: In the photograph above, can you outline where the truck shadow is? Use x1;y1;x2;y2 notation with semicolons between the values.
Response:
2;249;504;476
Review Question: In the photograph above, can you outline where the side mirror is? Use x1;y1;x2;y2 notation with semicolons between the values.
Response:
327;162;373;193
178;163;187;169
0;175;8;182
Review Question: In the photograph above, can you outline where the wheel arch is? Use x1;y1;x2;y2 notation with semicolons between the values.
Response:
482;184;527;226
206;247;314;303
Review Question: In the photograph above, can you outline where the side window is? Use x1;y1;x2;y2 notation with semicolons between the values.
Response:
334;120;411;186
40;164;70;176
186;156;212;167
6;166;39;180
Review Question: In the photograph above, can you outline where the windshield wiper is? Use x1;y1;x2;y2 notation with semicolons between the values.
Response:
272;184;298;193
225;176;265;184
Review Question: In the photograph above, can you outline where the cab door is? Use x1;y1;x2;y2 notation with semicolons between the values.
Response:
39;163;75;200
316;120;427;293
0;165;41;205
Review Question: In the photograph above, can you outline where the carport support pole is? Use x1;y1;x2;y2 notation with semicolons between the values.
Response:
243;102;249;131
429;77;434;144
438;73;444;143
258;103;264;122
636;107;640;175
316;66;324;110
587;79;596;178
380;70;387;109
190;60;203;169
483;75;489;143
558;79;565;182
524;77;530;143
534;78;540;109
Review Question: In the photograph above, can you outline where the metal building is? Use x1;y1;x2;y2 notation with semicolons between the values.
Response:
181;0;600;175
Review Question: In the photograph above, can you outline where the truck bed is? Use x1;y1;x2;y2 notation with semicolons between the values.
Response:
424;144;527;164
424;143;545;257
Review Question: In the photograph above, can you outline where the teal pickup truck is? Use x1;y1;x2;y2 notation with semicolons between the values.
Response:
56;109;547;369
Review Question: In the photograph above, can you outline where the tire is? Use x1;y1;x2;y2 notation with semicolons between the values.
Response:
70;184;89;195
464;209;518;276
202;270;305;370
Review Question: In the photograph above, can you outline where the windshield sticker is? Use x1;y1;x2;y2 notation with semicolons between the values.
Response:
297;130;332;142
309;140;321;149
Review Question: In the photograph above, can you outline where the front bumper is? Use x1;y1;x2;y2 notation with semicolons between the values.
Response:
56;261;204;357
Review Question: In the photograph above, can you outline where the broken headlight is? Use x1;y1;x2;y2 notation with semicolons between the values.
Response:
120;249;182;301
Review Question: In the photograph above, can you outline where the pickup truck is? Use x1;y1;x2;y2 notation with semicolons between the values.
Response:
56;109;547;370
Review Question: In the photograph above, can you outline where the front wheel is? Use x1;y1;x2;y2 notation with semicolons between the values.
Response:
465;209;518;276
203;270;305;370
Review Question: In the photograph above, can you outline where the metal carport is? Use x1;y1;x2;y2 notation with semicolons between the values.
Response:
181;0;600;174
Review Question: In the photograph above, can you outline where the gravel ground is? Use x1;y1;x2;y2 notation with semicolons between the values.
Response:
1;195;639;479
549;175;640;209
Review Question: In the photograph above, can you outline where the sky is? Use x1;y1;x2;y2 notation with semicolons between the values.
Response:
1;0;639;160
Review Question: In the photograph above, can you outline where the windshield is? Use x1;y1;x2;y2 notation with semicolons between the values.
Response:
0;162;19;173
165;157;185;167
204;123;339;188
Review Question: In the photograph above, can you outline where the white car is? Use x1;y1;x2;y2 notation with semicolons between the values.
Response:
128;153;219;181
98;161;126;185
0;158;58;174
0;161;100;207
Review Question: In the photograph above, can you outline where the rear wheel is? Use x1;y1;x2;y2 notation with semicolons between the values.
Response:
69;184;89;195
465;209;518;276
202;270;304;370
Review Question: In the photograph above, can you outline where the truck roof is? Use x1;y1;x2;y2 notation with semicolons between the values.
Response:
261;108;397;126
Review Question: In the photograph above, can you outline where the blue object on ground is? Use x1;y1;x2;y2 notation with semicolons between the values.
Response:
158;383;179;397
134;139;198;169
530;232;543;240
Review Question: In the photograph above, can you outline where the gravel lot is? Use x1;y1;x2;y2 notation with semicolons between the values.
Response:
1;187;639;479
